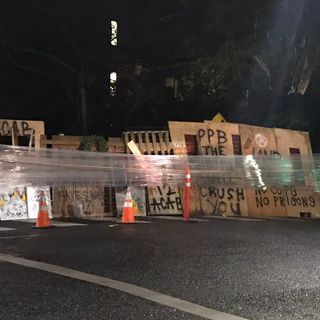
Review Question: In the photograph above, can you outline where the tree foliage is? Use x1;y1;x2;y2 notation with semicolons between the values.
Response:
1;0;320;149
0;0;116;134
79;135;108;152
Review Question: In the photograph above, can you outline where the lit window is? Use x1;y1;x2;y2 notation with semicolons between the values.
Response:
111;20;118;46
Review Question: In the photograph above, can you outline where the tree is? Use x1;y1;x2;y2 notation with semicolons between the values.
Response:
1;0;320;149
0;0;118;134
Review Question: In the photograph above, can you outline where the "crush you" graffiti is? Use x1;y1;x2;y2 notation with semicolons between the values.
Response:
200;187;245;216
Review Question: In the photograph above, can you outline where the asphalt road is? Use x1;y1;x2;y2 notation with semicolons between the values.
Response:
0;216;320;320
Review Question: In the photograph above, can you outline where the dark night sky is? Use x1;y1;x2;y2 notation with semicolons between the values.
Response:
1;0;320;149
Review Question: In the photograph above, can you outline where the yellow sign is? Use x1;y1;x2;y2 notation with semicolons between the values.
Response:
211;113;227;123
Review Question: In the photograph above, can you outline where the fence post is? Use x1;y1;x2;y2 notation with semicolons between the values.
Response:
183;166;191;221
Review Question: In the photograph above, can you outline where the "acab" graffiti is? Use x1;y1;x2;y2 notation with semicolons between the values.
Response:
0;120;33;136
149;186;182;214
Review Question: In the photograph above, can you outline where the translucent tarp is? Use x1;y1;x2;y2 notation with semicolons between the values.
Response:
0;145;318;189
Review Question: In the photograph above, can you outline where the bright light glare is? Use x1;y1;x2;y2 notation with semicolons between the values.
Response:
110;72;117;83
244;155;266;190
111;20;118;46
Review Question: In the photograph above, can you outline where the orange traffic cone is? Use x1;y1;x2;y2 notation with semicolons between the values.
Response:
35;191;51;228
121;187;135;224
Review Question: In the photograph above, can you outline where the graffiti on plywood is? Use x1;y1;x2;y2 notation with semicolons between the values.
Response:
0;120;33;136
198;128;228;155
200;186;247;216
148;186;182;215
254;186;315;209
0;186;28;220
254;133;268;148
26;186;52;219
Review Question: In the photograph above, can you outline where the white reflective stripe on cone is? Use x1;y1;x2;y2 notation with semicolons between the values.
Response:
124;201;133;208
126;193;132;199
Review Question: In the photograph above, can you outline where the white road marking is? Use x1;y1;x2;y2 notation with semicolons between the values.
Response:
13;219;37;223
0;234;40;240
117;220;151;224
0;227;16;232
15;220;87;227
16;218;150;226
150;216;208;222
0;253;247;320
262;217;314;222
50;221;87;227
83;217;118;222
83;217;152;224
203;216;265;222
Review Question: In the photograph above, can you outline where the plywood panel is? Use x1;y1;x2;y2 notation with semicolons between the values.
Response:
284;186;318;218
0;119;45;148
274;128;313;186
51;135;81;150
169;122;243;216
204;123;240;156
200;186;248;216
274;129;312;156
247;185;319;218
151;132;158;153
246;187;287;217
240;125;279;156
313;193;320;218
197;123;244;216
108;137;125;153
124;132;130;154
169;121;240;156
137;132;146;154
168;121;208;155
148;186;182;215
168;121;318;218
179;187;202;215
52;186;74;217
53;185;105;217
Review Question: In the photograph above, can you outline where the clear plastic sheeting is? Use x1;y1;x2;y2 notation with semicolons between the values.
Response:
0;145;318;189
